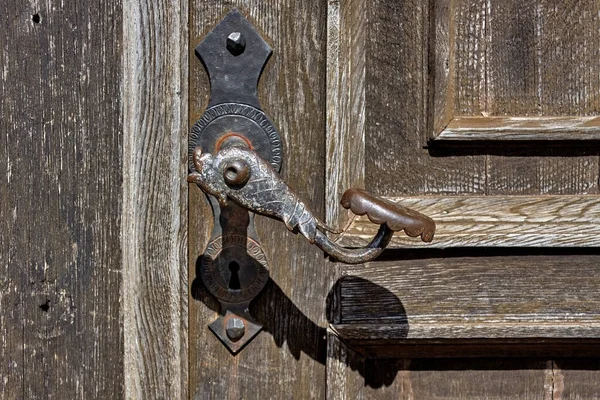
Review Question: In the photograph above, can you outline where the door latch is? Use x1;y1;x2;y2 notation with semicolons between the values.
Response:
189;10;436;353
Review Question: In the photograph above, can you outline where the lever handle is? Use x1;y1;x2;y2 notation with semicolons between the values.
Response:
188;145;435;264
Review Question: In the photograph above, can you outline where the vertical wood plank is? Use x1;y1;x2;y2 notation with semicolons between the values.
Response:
0;1;124;398
326;330;366;400
326;0;366;229
189;3;330;399
430;0;457;137
122;0;189;398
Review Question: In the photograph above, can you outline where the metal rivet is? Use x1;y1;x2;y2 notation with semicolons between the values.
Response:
226;32;246;55
226;318;246;341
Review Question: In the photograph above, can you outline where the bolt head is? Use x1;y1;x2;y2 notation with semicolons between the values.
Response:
226;32;246;55
226;317;246;342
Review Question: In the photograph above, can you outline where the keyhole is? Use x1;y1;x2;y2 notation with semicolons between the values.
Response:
228;261;241;290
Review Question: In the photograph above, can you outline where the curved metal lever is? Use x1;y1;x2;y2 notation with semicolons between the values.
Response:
188;145;435;264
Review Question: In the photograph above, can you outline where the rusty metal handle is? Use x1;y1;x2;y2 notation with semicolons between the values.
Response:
188;144;435;264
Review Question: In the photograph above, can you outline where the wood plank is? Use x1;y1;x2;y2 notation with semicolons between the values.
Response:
338;195;600;248
326;330;366;400
437;116;600;140
333;322;600;341
486;148;598;196
326;0;366;229
0;1;123;398
327;334;549;399
332;253;600;355
189;3;330;399
121;0;188;398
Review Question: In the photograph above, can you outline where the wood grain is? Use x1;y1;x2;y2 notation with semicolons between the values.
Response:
327;334;551;400
431;0;600;141
437;116;600;140
122;0;188;398
366;0;486;197
189;3;330;399
0;1;123;398
331;252;600;358
326;0;366;230
338;195;600;248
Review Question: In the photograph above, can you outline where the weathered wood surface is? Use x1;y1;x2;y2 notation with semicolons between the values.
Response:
327;333;565;400
366;0;487;197
122;0;188;398
0;1;123;398
330;252;600;358
437;116;600;140
431;0;600;140
326;0;366;230
339;195;600;248
189;3;330;399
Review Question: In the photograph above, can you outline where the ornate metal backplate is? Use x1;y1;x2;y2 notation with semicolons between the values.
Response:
191;9;282;353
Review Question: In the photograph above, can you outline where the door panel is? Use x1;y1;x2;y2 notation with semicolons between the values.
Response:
328;335;600;400
432;0;600;141
326;0;600;398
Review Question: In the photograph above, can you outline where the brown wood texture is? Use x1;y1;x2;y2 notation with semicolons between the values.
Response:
188;3;330;399
0;1;124;398
326;0;366;230
122;0;188;398
330;251;600;356
365;0;487;197
431;0;600;141
339;195;600;248
366;0;599;197
328;334;559;400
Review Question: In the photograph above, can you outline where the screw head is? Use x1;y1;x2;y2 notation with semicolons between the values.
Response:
226;317;246;342
226;32;246;55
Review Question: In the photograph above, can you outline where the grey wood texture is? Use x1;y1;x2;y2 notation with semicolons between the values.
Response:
438;116;600;140
338;195;600;248
329;0;600;397
122;0;189;398
0;1;124;398
188;3;330;399
366;0;488;197
366;0;599;197
326;0;366;230
431;0;600;141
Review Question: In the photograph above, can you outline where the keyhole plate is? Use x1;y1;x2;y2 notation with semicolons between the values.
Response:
200;234;269;304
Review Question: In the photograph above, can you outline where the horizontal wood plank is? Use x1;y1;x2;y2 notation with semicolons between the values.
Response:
337;195;600;248
332;253;600;357
436;116;600;140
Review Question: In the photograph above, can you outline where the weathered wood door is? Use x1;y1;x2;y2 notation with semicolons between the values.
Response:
3;0;600;399
190;1;600;399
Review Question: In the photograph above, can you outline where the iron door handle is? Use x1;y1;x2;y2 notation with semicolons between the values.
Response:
188;143;435;264
189;10;435;353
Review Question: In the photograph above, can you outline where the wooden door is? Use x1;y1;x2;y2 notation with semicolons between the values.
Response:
190;0;600;399
326;0;600;398
3;0;600;399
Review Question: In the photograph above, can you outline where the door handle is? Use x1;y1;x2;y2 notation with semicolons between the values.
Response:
189;10;435;353
188;143;435;264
